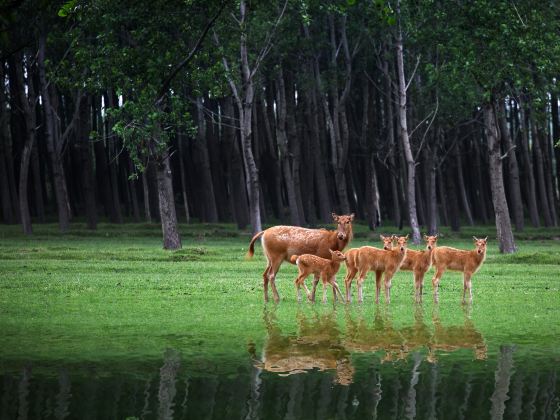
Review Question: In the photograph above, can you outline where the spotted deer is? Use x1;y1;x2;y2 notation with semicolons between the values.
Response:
246;213;354;303
290;250;346;303
431;237;488;303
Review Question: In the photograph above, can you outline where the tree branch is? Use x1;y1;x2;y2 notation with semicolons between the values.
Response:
156;0;230;106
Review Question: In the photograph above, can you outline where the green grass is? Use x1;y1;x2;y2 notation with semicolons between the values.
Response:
0;222;559;378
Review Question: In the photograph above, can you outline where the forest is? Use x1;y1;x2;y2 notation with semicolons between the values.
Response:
1;0;559;253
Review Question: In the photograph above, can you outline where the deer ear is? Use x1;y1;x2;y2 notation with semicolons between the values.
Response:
380;234;385;240
424;234;428;240
405;234;409;240
483;237;488;242
349;213;355;221
473;236;478;241
329;249;335;255
332;212;339;221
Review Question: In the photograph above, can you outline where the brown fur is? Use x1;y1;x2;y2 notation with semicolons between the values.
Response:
246;213;354;303
431;237;488;303
343;235;395;303
399;235;438;303
345;236;408;304
292;250;346;303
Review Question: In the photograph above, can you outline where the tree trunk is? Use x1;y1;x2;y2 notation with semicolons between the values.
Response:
396;8;421;244
79;95;97;229
156;153;181;249
551;92;560;207
445;163;461;231
194;97;218;222
437;166;449;227
427;153;438;234
105;91;123;224
142;170;152;223
484;102;516;253
518;99;540;227
206;98;228;221
498;100;524;231
286;73;305;224
530;110;553;227
15;52;36;235
276;67;301;225
305;71;332;222
39;28;70;232
176;131;190;223
30;140;45;223
471;130;491;224
455;139;474;226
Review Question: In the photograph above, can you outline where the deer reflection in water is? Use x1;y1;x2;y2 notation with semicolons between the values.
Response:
250;308;354;386
252;306;486;387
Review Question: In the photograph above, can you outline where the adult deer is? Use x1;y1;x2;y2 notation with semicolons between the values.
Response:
246;213;355;302
431;237;488;304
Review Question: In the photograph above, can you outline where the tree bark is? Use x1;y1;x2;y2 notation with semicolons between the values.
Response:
194;97;218;222
156;153;181;249
286;73;305;224
15;52;36;235
498;100;524;231
471;129;491;224
276;67;301;225
105;91;123;224
30;139;45;223
455;139;474;226
79;95;97;229
529;109;553;227
484;102;516;253
517;99;540;227
39;27;70;232
396;5;421;244
176;131;190;223
142;170;152;223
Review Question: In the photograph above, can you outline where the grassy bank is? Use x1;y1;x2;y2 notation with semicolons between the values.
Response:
0;222;559;377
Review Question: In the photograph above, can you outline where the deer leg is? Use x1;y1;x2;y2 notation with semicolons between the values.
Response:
414;272;422;304
303;275;315;301
331;277;345;302
375;271;382;304
432;266;446;304
385;272;393;304
357;269;368;303
322;280;328;304
463;272;473;304
310;274;320;302
262;262;271;303
344;267;357;303
294;274;305;302
267;257;282;304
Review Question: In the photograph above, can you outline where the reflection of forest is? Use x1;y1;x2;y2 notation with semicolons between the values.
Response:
0;313;558;419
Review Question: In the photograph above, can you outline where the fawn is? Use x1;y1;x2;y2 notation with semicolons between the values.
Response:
345;235;408;304
247;213;354;303
399;235;439;303
290;249;346;303
344;235;395;303
431;237;488;304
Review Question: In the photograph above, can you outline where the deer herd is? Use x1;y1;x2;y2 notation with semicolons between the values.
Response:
247;213;488;305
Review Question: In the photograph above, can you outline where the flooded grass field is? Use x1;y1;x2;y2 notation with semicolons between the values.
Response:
0;223;559;419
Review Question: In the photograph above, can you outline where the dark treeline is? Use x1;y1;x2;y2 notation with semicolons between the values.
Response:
1;0;559;251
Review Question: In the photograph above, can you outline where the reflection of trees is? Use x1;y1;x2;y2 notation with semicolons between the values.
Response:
254;307;354;386
490;345;515;419
17;365;31;420
55;368;71;420
158;348;181;420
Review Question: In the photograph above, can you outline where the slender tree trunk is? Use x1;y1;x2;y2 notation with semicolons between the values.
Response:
142;171;152;223
194;97;218;222
15;53;36;235
455;139;474;226
472;130;491;223
530;110;553;227
426;145;438;234
396;7;421;244
105;91;123;224
551;92;560;207
155;152;181;249
484;102;516;253
39;28;70;232
79;95;97;229
177;132;190;223
286;73;305;224
306;71;332;222
437;166;449;227
446;163;461;231
276;67;301;225
30;140;45;223
206;98;228;221
542;126;558;226
499;100;524;231
518;99;540;227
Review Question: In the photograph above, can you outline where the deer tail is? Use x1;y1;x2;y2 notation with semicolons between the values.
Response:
246;230;265;259
290;255;299;264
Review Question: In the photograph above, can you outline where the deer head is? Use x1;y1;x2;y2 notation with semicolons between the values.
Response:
396;235;409;254
330;249;347;262
380;235;395;250
424;234;438;251
472;236;488;255
332;213;354;241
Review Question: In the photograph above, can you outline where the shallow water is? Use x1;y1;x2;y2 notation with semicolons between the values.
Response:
1;305;559;420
